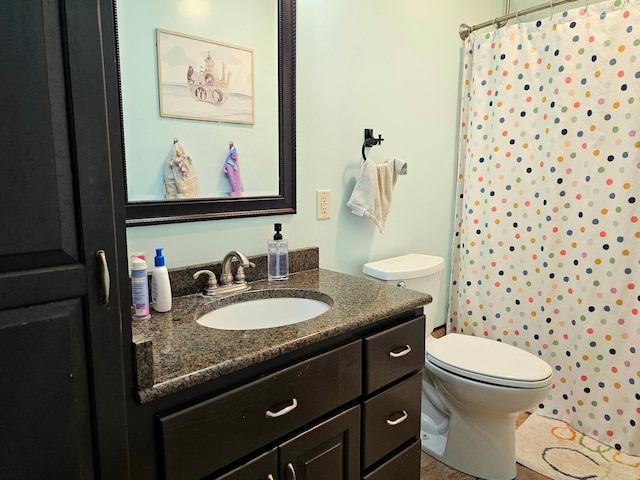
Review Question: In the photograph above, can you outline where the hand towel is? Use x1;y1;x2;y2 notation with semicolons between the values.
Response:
346;157;407;233
163;141;199;199
222;146;243;197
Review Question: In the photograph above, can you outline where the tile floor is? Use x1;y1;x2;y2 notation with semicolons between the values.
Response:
419;328;551;479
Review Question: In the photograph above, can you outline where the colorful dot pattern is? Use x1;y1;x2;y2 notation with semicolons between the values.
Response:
448;0;640;455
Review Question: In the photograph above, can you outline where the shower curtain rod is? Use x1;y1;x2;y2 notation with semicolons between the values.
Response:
459;0;579;40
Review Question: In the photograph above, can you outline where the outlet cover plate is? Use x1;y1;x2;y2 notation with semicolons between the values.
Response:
316;189;330;220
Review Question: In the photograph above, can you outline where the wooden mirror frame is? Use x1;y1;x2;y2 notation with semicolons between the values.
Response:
114;0;296;226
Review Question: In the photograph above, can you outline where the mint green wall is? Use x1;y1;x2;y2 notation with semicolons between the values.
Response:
126;0;503;327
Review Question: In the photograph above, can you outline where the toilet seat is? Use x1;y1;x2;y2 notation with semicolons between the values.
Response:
427;334;553;389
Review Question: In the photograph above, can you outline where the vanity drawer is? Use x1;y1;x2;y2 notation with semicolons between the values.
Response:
159;340;361;480
364;315;425;394
362;372;421;469
363;439;420;480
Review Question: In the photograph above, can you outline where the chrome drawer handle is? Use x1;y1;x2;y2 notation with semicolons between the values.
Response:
389;345;412;358
265;398;298;418
386;410;408;426
287;462;297;480
267;475;275;480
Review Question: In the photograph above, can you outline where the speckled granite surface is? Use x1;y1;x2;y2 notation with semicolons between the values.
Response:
132;250;430;404
171;247;320;297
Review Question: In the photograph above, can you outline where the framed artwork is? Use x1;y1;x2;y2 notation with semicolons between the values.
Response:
156;29;255;124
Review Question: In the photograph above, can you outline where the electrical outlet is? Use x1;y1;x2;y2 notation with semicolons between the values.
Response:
316;189;331;220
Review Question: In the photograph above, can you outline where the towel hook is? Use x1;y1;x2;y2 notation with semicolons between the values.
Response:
362;128;384;161
173;138;179;144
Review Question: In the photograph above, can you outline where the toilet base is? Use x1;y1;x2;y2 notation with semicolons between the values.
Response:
420;413;518;480
420;429;446;457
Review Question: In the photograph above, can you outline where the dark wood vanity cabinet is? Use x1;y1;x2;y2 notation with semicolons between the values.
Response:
214;406;360;480
161;342;362;479
0;1;129;478
158;313;425;480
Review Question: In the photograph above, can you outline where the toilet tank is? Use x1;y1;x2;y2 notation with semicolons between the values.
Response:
363;254;445;332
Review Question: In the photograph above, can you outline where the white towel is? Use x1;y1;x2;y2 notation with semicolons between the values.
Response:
346;157;407;234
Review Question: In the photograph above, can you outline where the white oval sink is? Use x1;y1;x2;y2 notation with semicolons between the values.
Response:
196;293;331;330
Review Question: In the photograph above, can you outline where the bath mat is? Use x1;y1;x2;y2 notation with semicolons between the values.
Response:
516;414;640;480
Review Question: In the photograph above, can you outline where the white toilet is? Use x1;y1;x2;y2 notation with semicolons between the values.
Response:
363;254;553;480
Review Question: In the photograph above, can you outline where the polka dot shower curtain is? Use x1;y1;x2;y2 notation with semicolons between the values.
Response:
449;0;640;455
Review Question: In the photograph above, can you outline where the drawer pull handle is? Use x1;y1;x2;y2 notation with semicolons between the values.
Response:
386;410;408;426
389;345;412;358
267;475;275;480
287;462;297;480
265;398;298;418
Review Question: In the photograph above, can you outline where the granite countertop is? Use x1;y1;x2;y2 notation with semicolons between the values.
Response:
132;268;430;403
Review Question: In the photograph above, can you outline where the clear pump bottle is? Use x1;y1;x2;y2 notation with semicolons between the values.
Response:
268;223;289;281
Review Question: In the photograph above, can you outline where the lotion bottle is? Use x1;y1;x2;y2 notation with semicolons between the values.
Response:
267;223;289;281
131;254;151;320
152;248;172;312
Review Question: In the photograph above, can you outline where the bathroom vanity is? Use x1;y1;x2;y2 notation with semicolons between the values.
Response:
129;261;430;480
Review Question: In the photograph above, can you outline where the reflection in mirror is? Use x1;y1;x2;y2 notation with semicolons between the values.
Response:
115;0;296;225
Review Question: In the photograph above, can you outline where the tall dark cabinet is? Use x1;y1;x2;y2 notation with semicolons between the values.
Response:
0;0;130;478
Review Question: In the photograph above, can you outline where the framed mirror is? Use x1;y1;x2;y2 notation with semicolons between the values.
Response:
115;0;296;226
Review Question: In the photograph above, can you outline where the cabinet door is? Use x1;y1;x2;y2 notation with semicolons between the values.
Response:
214;448;278;480
279;405;361;480
0;1;129;478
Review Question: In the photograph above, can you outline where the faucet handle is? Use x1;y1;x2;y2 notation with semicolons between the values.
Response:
193;270;218;295
234;262;255;283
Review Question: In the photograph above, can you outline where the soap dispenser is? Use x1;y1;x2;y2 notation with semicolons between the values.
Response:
267;223;289;281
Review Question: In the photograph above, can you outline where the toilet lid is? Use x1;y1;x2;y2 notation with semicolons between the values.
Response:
427;334;553;389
